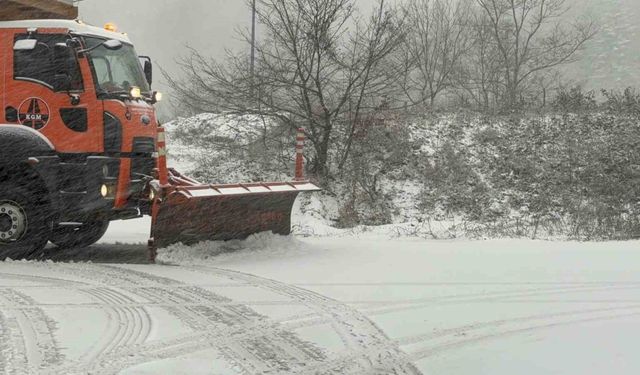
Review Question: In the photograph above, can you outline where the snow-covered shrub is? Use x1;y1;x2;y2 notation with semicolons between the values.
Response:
418;139;489;220
552;86;597;113
456;112;640;239
166;113;295;183
335;115;412;227
601;88;640;116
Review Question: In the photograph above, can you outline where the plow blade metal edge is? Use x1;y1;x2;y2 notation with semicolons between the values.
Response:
152;182;319;248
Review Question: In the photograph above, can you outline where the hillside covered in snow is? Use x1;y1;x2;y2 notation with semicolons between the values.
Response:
165;108;640;241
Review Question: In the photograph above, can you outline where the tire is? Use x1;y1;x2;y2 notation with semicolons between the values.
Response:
0;182;51;260
50;220;110;249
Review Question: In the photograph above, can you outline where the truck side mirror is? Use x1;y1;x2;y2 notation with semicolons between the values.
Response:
144;60;153;86
140;56;153;87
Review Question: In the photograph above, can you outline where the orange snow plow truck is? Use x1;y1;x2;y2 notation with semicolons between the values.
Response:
0;16;319;260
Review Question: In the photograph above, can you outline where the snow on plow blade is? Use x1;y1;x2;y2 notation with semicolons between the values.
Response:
152;181;319;248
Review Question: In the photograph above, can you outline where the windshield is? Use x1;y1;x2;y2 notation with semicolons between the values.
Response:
84;37;150;95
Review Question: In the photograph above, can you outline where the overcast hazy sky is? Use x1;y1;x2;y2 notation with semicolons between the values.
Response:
80;1;249;94
78;0;386;117
78;0;640;117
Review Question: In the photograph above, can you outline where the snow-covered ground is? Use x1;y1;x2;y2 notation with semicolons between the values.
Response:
1;219;640;374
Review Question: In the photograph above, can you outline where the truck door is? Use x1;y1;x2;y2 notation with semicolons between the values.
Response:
4;30;102;153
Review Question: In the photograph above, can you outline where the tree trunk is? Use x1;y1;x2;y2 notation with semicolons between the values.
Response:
311;134;331;179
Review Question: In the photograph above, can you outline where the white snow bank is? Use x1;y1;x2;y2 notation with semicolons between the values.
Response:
157;231;320;265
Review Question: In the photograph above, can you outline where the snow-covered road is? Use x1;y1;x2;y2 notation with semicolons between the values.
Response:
1;219;640;374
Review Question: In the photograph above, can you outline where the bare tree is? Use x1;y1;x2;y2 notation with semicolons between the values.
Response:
397;0;474;108
166;0;402;179
457;9;504;110
475;0;597;109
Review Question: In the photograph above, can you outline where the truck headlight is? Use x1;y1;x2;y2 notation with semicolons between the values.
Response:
153;91;163;103
100;184;116;198
100;184;109;197
130;86;142;99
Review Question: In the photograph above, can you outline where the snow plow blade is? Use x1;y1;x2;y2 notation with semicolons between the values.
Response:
151;181;319;248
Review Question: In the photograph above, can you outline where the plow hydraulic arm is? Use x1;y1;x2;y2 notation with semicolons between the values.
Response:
147;127;319;261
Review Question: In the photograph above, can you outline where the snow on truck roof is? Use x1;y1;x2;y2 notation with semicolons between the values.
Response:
0;19;133;43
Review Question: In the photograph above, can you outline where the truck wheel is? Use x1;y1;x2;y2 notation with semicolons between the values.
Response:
0;183;50;260
50;220;110;249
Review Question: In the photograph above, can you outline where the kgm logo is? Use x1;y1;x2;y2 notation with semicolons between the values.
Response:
18;97;50;130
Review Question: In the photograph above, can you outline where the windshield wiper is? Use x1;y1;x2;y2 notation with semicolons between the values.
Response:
97;89;152;102
97;90;128;100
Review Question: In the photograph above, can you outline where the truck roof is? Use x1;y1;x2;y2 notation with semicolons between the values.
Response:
0;19;133;43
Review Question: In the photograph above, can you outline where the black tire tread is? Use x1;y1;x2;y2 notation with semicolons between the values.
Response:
50;220;110;249
0;182;50;260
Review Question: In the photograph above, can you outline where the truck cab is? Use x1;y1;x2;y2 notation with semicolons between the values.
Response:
0;19;160;257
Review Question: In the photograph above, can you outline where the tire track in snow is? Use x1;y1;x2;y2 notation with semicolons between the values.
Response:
0;309;26;375
396;304;640;346
407;309;640;361
17;263;634;374
4;281;633;307
82;299;328;374
96;287;152;348
194;279;640;337
106;270;415;375
358;283;640;316
188;266;422;375
234;282;640;328
0;268;154;373
276;300;640;373
180;269;640;374
265;282;640;328
0;288;62;372
0;272;84;287
77;287;153;363
43;263;329;375
0;312;7;373
0;271;97;374
296;308;640;374
98;281;326;374
262;287;640;345
2;283;639;310
5;263;637;374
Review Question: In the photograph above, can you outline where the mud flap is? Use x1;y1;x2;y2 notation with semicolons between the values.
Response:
151;182;319;248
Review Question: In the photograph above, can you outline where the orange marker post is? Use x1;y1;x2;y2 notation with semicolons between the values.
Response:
156;127;169;186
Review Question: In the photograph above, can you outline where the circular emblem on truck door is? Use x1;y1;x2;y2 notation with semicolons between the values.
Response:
18;97;51;130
